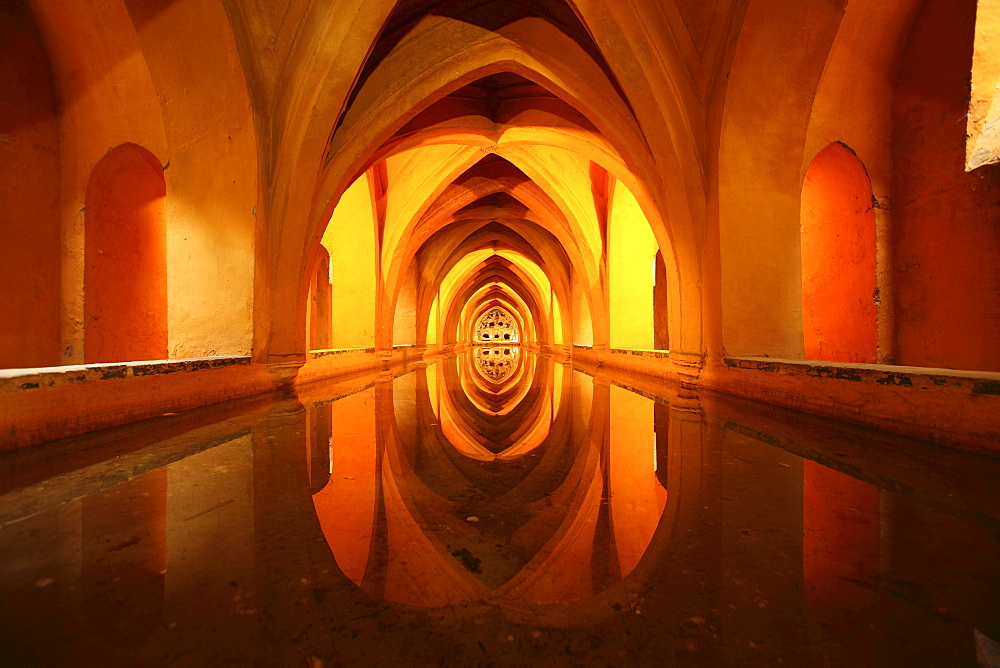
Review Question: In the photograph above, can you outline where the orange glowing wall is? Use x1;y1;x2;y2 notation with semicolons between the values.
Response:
892;0;1000;372
800;142;877;363
0;1;61;368
84;144;168;363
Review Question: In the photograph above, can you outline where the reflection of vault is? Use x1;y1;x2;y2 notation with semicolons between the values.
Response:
473;345;520;383
448;351;546;457
311;358;671;617
474;305;519;342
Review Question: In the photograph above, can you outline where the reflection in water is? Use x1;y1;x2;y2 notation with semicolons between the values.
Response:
1;353;999;665
473;345;521;384
313;353;666;608
314;347;667;607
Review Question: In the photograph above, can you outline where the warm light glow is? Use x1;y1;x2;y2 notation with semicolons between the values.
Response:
609;180;658;350
323;174;377;348
473;306;519;342
967;0;1000;170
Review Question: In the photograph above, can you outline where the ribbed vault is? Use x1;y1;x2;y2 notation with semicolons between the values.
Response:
259;0;707;363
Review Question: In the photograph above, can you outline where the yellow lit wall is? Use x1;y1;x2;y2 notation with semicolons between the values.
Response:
572;274;593;346
608;182;658;350
552;291;564;345
426;294;439;345
323;175;377;348
393;260;418;345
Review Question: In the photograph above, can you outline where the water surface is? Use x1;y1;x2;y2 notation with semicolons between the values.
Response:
1;351;998;666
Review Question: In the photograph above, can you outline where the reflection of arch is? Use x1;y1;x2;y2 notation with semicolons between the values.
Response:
800;142;877;363
84;143;167;363
317;358;673;600
472;347;523;389
308;402;332;494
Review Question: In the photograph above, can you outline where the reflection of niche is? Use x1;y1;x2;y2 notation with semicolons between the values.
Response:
474;346;520;382
474;306;519;342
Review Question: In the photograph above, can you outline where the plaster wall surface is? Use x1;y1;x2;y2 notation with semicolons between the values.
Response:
393;261;418;346
892;0;1000;372
801;0;923;363
28;0;169;366
0;1;61;368
127;0;257;359
308;247;333;350
718;0;842;359
572;276;594;347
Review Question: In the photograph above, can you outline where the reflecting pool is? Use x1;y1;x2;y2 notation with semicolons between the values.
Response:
1;352;999;666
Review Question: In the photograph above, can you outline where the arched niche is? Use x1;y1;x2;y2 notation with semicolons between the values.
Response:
307;246;332;351
653;251;670;351
84;143;167;363
800;142;877;363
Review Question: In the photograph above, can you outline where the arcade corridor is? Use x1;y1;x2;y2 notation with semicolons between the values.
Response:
1;0;999;664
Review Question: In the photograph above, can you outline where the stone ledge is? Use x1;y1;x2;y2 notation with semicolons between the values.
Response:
0;358;273;449
297;346;427;386
0;356;251;394
569;346;999;454
308;347;377;359
572;345;672;360
724;356;1000;395
707;357;999;455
